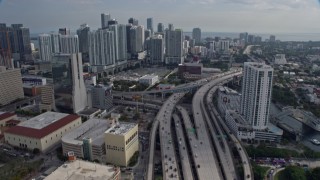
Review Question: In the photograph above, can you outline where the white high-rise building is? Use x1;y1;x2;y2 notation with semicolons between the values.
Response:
38;34;52;61
240;62;273;130
109;25;119;62
149;34;164;64
101;13;111;29
130;26;145;54
165;29;184;64
60;35;79;54
51;33;60;53
89;29;115;66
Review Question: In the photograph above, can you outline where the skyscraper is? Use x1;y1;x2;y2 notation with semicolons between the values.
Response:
108;25;119;62
240;62;273;130
89;29;115;66
117;24;127;63
168;23;174;31
60;35;79;54
192;27;201;44
126;24;133;54
147;18;153;34
165;29;183;64
59;28;70;35
239;32;248;43
77;24;90;54
51;53;87;113
269;35;276;42
148;34;164;64
108;19;118;26
38;34;52;61
51;33;60;53
0;23;13;68
101;13;111;29
128;18;138;26
8;24;32;61
144;29;151;40
0;66;24;106
130;26;145;54
157;23;164;33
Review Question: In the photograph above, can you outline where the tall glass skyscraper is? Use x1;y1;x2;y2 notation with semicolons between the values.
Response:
52;53;87;113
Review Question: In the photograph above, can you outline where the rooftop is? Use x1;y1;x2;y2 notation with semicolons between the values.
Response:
5;112;80;139
105;123;137;135
19;112;69;129
140;74;158;79
44;160;119;180
0;112;16;121
62;118;111;146
245;62;273;70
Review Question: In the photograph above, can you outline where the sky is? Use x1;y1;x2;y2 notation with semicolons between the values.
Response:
0;0;320;34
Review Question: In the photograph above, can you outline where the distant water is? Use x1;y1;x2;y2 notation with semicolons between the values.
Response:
184;32;320;42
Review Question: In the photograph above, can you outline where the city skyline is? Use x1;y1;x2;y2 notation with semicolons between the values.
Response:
0;0;319;34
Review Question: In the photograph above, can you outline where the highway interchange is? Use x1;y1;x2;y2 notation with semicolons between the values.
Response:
129;70;253;180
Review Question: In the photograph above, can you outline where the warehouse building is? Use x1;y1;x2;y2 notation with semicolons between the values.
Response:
4;112;82;152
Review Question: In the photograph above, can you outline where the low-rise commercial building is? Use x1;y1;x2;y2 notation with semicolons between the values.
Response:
62;118;114;163
4;112;82;152
44;159;120;180
0;112;17;127
105;123;138;166
139;75;159;86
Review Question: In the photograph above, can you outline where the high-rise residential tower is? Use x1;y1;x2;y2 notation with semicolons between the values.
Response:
89;29;115;66
157;23;164;33
51;53;87;113
0;66;24;105
165;28;183;64
58;28;70;35
128;18;138;26
147;18;153;34
51;33;60;53
77;24;90;54
130;26;144;54
38;34;52;61
192;27;201;44
149;34;164;64
101;13;111;29
240;62;273;130
60;35;79;54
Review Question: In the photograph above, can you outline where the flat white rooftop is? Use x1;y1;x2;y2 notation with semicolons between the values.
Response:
19;111;69;129
62;118;110;146
105;123;136;135
44;160;119;180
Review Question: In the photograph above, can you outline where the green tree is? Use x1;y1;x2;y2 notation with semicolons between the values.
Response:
283;166;306;180
307;167;320;180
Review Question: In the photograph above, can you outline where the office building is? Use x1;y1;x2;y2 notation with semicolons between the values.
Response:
0;23;13;68
218;40;230;52
192;27;201;44
139;75;159;86
52;53;87;113
148;34;164;64
145;29;151;40
0;112;17;127
38;34;52;61
4;112;82;152
128;18;138;26
130;26;144;54
165;29;184;64
105;123;138;166
62;118;112;162
168;23;174;31
147;18;153;34
59;28;70;35
91;84;113;111
10;25;32;61
108;19;118;26
274;54;287;65
0;67;24;105
39;85;55;112
240;62;273;130
89;29;115;66
157;23;164;33
270;35;276;42
101;13;111;29
45;159;120;180
77;24;90;54
51;33;60;53
239;32;248;43
126;24;133;54
60;35;79;54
